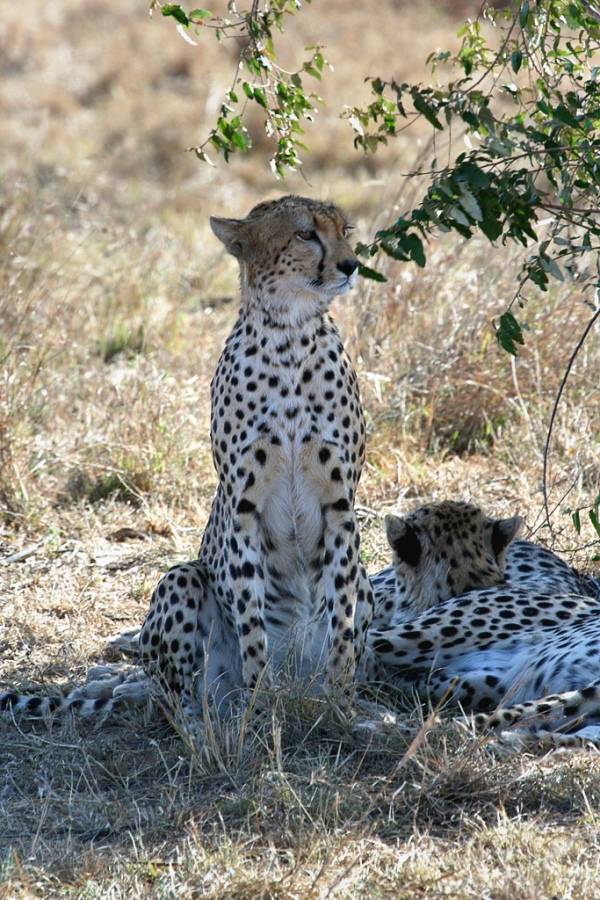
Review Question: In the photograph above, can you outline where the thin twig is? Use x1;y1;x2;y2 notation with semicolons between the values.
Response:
539;202;600;216
542;305;600;531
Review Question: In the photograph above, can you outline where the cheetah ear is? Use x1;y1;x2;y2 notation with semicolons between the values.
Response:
490;515;524;558
210;216;248;259
384;515;422;567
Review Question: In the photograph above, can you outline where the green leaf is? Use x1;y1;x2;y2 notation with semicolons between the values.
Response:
479;214;502;242
590;509;600;538
459;162;490;189
553;104;581;129
572;509;582;534
253;88;268;109
457;186;483;221
540;255;563;282
458;47;475;77
511;50;523;73
528;265;549;291
460;110;480;129
448;205;471;228
231;128;250;151
412;93;443;130
242;82;254;99
401;233;426;267
358;264;387;282
519;0;529;28
161;4;189;26
496;311;525;356
303;64;321;80
189;8;212;19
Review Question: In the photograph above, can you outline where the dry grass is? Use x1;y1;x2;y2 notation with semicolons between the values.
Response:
1;0;600;896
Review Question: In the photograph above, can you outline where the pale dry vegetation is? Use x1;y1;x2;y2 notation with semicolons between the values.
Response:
1;0;600;896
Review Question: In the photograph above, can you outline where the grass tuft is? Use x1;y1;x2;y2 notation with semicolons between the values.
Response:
96;322;145;364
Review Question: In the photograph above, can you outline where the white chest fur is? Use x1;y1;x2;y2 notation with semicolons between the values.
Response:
209;310;362;659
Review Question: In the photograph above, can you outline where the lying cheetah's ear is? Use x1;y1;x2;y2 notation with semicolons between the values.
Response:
210;216;248;259
385;515;422;567
490;515;524;558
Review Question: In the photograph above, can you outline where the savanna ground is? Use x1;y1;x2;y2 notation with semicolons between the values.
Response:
1;0;600;896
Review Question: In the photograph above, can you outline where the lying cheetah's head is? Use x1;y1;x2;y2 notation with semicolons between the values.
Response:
210;195;358;323
384;500;524;613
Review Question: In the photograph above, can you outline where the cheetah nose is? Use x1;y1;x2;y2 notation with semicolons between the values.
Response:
337;258;359;277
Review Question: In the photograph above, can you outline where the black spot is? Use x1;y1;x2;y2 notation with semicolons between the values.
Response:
373;638;394;654
441;625;458;637
331;498;350;512
391;523;422;568
0;693;18;711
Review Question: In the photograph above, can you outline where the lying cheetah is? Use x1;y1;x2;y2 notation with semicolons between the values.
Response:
369;501;600;746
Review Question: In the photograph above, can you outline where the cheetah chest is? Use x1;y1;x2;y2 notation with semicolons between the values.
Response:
212;324;362;666
260;432;351;672
260;369;345;599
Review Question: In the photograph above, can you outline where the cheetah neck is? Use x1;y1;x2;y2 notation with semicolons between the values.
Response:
241;282;334;331
236;293;339;370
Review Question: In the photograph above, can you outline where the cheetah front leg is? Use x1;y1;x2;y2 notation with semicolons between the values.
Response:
228;438;282;692
139;559;241;726
323;511;359;687
303;442;362;688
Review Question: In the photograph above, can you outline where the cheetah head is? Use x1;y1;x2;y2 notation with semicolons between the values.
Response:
384;501;524;613
210;195;359;324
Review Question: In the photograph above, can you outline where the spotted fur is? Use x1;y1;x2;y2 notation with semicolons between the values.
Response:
368;501;600;747
2;195;375;724
135;195;376;720
471;681;600;750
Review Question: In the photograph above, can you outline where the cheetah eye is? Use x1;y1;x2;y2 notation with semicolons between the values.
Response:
296;230;318;242
343;224;355;238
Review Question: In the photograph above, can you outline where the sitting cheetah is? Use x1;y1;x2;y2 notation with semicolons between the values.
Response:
136;195;381;721
368;500;600;746
2;195;374;724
